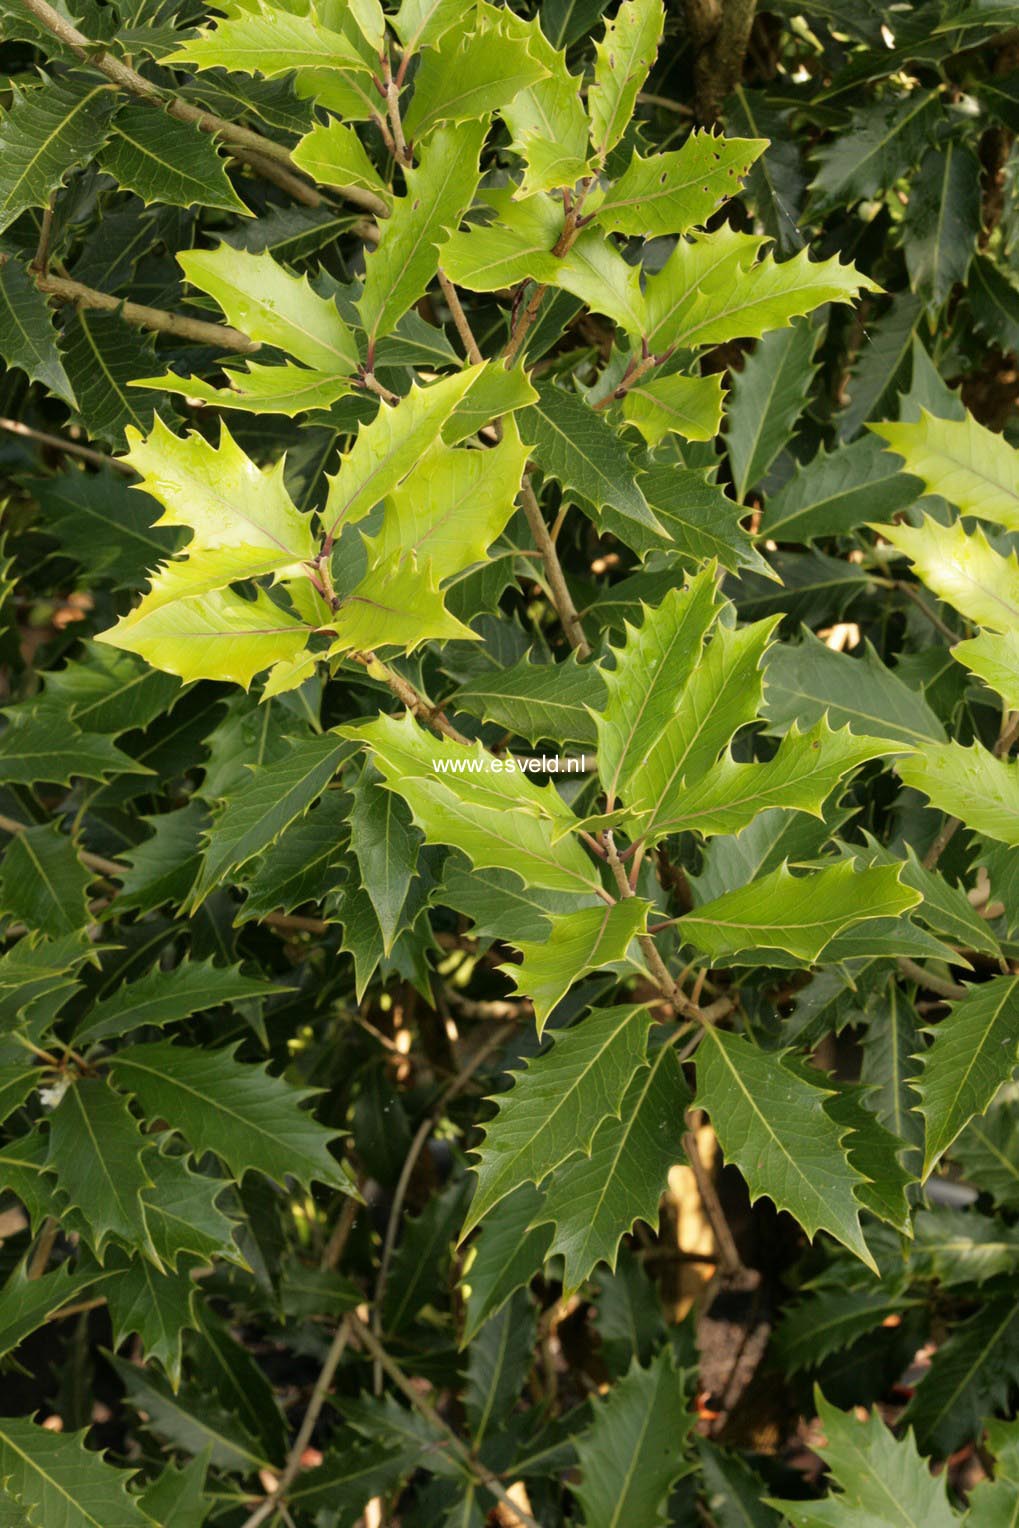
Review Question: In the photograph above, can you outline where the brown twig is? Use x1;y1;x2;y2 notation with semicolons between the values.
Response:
682;1125;744;1275
0;416;133;473
16;0;389;218
896;957;967;1000
437;269;485;365
32;194;57;277
519;476;591;658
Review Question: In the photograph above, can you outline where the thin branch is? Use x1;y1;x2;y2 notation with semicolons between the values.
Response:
922;814;961;871
436;269;485;365
896;580;958;643
15;0;389;218
347;1314;541;1528
896;957;967;1000
350;651;473;745
503;283;547;369
0;416;132;473
34;270;260;353
228;144;322;208
519;476;591;658
240;1318;351;1528
32;193;56;276
592;351;664;410
371;1023;516;1391
681;1126;744;1275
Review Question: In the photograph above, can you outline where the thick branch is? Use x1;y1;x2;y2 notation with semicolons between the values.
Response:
687;0;757;122
17;0;389;218
34;270;259;353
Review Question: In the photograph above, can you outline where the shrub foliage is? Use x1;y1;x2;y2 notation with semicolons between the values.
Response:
3;0;1019;1521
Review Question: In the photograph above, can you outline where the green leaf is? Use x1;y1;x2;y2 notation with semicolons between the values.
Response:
236;792;349;920
587;0;665;159
178;244;359;373
61;309;169;450
190;733;353;908
0;258;75;407
497;8;590;195
140;1140;242;1268
539;1040;690;1290
0;73;116;235
133;359;354;418
522;381;662;532
825;1081;913;1233
574;1348;692;1528
452;651;605;747
392;0;464;52
873;407;1019;531
952;628;1019;708
360;120;486;343
810;92;940;211
966;1419;1019;1527
348;771;420;956
763;631;947;747
917;974;1019;1175
554;230;647;336
907;1206;1019;1286
0;1418;152;1528
770;1393;958;1528
402;16;548;139
349;710;603;896
762;435;920;542
727;318;821;501
773;1287;921;1373
99;103;248;213
108;1040;348;1190
903;142;981;309
34;466;176;588
75;958;283;1044
441;187;563;290
107;1354;270;1472
697;1441;782;1528
0;1065;38;1127
954;1096;1019;1208
465;1289;536;1445
629;464;771;576
461;1004;653;1239
137;1454;210;1528
597;133;765;237
899;743;1019;847
461;1182;552;1344
695;1029;875;1268
904;1299;1019;1456
0;1263;117;1363
40;643;182;736
382;1178;464;1333
164;6;371;79
503;899;650;1032
104;1249;199;1387
291;118;390;201
621;371;726;446
47;1078;160;1264
0;823;91;937
681;861;922;963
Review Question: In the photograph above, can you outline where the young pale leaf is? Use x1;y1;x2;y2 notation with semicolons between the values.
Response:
401;16;548;139
164;6;371;79
952;628;1019;708
0;259;76;407
574;1348;693;1528
360;120;486;344
0;823;91;937
0;74;116;235
291;118;390;201
726;318;820;501
682;861;922;963
47;1078;160;1265
899;742;1019;847
497;8;589;194
100;104;248;213
771;1392;959;1528
108;1040;348;1190
461;1004;653;1239
587;0;665;159
0;1419;152;1528
133;359;353;418
554;230;647;335
178;245;359;374
503;899;650;1032
539;1042;690;1291
695;1030;876;1268
621;372;725;446
873;408;1019;531
917;975;1019;1176
886;516;1019;632
442;188;563;290
595;133;766;238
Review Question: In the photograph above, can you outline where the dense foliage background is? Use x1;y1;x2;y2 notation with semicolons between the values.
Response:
4;0;1019;1522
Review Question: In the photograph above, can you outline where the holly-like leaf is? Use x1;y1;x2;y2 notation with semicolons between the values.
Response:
108;1040;349;1190
762;435;921;543
903;142;981;309
539;1040;690;1290
0;1263;118;1364
621;371;726;446
503;898;650;1032
61;309;170;450
47;1078;160;1265
461;1004;653;1239
0;823;92;937
952;628;1019;708
810;92;940;211
873;407;1019;531
587;0;665;159
0;258;76;407
917;975;1019;1176
882;516;1019;632
596;132;765;238
695;1029;876;1268
461;1182;552;1344
75;958;284;1044
465;1289;536;1445
0;1418;153;1528
763;631;947;747
574;1348;693;1528
726;318;820;501
0;73;116;235
100;103;249;213
360;120;486;344
402;14;548;139
178;244;359;374
498;7;589;195
441;188;563;290
133;360;354;418
522;380;662;532
453;651;605;747
899;743;1019;847
348;770;420;956
104;1250;200;1388
164;6;371;79
681;861;922;963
